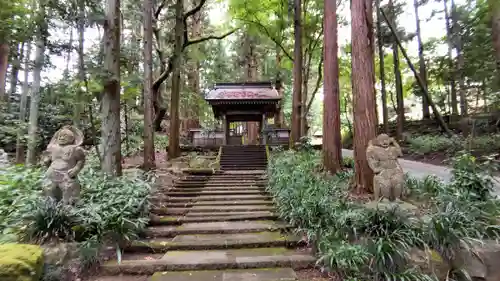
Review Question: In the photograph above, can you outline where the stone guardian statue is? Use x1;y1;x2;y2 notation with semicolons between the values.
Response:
42;125;86;205
366;134;405;201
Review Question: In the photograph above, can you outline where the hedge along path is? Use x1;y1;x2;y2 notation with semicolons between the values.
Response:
97;169;315;281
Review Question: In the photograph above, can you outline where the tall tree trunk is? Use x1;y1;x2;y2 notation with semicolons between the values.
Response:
75;0;85;127
489;0;500;88
0;43;9;101
351;0;377;193
443;0;458;117
323;0;342;174
390;0;404;141
26;3;47;165
244;33;259;144
376;0;388;133
168;0;183;159
16;42;31;163
101;0;122;176
65;28;73;74
291;0;303;146
143;0;155;169
9;43;23;98
451;0;467;116
414;0;430;119
275;47;283;127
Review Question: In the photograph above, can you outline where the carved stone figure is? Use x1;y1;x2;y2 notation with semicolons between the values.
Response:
0;149;9;168
366;134;405;201
42;125;86;205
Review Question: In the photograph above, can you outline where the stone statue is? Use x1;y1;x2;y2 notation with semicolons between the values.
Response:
0;149;9;168
366;134;405;202
42;125;86;205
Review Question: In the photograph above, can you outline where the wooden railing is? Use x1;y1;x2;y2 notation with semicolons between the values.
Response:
188;128;290;147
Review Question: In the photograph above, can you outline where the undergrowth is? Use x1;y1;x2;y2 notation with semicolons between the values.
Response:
0;152;153;267
268;148;500;281
407;134;500;159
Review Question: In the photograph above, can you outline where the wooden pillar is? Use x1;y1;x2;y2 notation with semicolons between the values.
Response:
222;114;229;145
261;113;267;145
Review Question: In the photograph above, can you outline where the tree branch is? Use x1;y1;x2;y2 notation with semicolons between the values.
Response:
235;17;293;61
184;0;207;19
184;29;238;48
306;48;323;115
154;0;166;20
153;28;239;90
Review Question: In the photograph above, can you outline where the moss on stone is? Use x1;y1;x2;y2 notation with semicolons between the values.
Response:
0;243;44;281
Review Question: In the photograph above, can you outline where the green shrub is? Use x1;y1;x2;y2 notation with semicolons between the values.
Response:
0;157;153;265
268;150;500;280
407;135;462;155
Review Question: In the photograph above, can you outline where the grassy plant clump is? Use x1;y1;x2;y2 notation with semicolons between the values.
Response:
0;153;153;265
268;148;500;280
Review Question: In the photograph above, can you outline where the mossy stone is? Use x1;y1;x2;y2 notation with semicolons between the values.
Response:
0;243;44;281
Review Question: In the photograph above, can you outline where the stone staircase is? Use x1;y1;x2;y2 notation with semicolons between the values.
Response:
220;145;268;171
98;170;315;280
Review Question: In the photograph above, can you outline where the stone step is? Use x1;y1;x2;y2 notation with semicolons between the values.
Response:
167;187;267;192
167;195;273;202
164;200;273;208
149;213;279;225
101;248;314;275
184;211;274;217
220;167;268;171
149;268;299;281
175;180;267;186
165;190;268;197
143;221;289;238
152;205;275;215
126;231;299;253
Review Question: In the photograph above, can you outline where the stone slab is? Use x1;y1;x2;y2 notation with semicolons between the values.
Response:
145;221;288;237
168;195;273;202
189;205;274;212
160;248;306;263
151;213;279;226
149;268;297;281
185;211;274;217
178;221;285;231
192;200;273;206
101;252;315;275
171;231;285;244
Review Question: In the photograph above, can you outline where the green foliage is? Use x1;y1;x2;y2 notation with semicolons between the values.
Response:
268;150;500;280
0;156;153;265
407;134;500;157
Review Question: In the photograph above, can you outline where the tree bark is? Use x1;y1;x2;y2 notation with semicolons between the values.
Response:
0;43;9;101
443;0;458;117
26;3;47;165
491;0;500;88
323;0;342;174
143;0;155;169
351;0;377;193
168;0;184;159
9;43;23;99
244;33;259;144
274;48;283;127
376;0;388;133
414;0;430;119
451;0;467;116
16;42;31;163
291;0;303;146
389;0;404;141
75;0;85;127
101;0;122;176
